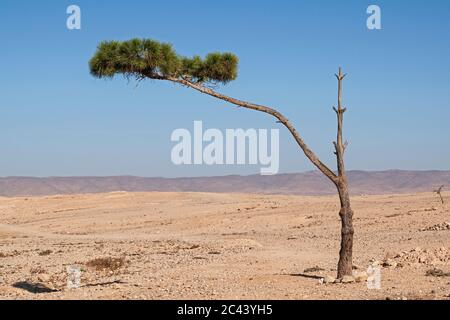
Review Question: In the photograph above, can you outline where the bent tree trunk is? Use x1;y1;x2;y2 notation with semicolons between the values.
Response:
336;180;354;278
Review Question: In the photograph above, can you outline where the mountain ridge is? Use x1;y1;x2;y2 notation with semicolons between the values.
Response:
0;170;449;197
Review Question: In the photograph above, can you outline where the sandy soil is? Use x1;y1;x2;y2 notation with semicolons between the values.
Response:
0;191;449;300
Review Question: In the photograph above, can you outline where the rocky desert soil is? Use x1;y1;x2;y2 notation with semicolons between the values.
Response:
0;191;449;300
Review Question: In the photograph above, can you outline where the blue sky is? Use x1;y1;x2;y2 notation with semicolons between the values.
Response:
0;0;449;177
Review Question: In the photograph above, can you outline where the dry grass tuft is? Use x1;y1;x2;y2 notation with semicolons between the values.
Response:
86;257;126;271
39;250;52;256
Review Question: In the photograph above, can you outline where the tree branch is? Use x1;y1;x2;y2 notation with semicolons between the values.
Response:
159;75;338;183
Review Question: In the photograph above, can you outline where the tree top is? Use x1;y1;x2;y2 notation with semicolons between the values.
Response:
89;38;238;85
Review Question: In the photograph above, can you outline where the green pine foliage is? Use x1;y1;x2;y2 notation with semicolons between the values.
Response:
89;39;238;85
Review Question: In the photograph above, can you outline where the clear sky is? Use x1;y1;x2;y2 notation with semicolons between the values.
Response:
1;0;449;177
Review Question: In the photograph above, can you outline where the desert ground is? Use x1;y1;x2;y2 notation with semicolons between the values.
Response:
0;191;449;300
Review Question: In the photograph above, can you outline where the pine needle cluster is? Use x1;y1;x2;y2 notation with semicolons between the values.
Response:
89;38;238;85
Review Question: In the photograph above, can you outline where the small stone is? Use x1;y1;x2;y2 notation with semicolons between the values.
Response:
37;274;50;283
385;252;396;259
419;255;427;263
382;259;397;268
322;276;335;284
341;275;355;284
371;260;380;266
353;271;368;283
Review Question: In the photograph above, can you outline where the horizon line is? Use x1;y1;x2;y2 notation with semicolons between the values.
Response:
2;169;450;180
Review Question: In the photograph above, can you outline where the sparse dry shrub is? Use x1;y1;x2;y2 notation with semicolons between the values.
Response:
30;266;47;274
39;250;52;256
86;257;126;271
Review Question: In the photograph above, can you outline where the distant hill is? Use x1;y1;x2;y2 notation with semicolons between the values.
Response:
0;170;449;197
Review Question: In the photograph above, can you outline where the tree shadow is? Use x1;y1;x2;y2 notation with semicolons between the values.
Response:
12;281;59;294
288;273;323;280
82;280;126;288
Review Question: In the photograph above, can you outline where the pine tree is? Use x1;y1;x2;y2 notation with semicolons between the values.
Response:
90;38;355;278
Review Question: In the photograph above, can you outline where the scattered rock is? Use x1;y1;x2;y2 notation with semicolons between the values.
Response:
420;222;450;232
389;247;449;266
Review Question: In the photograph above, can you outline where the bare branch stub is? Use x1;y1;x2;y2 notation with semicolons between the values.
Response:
334;67;348;179
434;185;445;204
